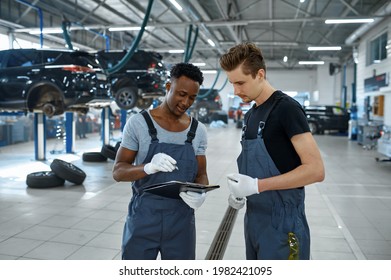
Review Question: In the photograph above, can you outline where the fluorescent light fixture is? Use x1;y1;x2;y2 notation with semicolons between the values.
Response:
202;70;217;74
192;62;206;67
108;26;143;31
298;61;325;65
29;28;63;34
308;46;342;51
168;49;185;53
207;39;216;47
325;18;374;24
169;0;183;11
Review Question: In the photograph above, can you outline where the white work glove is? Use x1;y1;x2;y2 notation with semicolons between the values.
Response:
227;173;258;198
179;191;206;210
144;153;177;175
228;194;246;210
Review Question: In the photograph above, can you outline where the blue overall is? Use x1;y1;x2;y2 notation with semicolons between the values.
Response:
238;96;310;260
122;111;199;260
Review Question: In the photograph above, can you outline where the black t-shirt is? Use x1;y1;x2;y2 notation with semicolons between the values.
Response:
243;91;310;174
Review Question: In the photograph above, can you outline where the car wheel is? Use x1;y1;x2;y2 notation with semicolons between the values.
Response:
115;87;138;110
26;171;65;188
101;144;116;160
50;159;86;185
136;98;153;109
197;106;209;123
308;122;318;134
42;103;56;118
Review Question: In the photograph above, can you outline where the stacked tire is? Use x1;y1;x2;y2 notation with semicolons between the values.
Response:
82;142;120;162
26;159;86;188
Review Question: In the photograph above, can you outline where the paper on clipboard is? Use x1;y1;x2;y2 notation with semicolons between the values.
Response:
142;180;220;199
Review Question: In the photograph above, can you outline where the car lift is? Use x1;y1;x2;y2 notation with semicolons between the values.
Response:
1;109;111;161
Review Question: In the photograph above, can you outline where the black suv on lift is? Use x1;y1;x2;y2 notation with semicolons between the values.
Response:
304;105;350;134
0;48;111;117
188;88;223;123
95;49;168;110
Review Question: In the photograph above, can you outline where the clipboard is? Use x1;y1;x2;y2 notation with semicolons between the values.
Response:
143;180;220;199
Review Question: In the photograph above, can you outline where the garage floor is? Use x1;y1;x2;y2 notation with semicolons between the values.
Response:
0;120;390;260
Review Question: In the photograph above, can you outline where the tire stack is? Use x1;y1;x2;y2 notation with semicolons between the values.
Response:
26;141;121;188
26;158;86;188
82;141;121;162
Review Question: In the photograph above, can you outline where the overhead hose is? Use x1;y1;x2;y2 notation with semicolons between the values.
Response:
183;24;193;63
107;0;154;74
197;69;221;99
186;26;199;62
218;77;228;92
61;21;74;50
183;25;199;63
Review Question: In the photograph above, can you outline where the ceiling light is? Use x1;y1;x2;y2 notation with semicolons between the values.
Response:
207;39;216;47
325;18;374;24
168;49;185;53
283;56;288;62
108;26;143;31
29;28;63;34
202;70;217;74
192;62;206;67
308;46;342;51
298;61;325;65
169;0;183;11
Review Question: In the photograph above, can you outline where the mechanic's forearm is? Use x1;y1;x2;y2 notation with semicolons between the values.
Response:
112;162;147;182
258;162;325;192
194;173;209;185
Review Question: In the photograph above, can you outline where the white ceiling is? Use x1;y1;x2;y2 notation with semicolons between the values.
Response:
1;0;390;69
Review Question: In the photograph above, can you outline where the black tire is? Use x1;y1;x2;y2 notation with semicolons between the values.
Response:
197;105;209;123
115;86;138;110
50;159;86;185
101;144;116;160
82;152;108;162
26;171;65;188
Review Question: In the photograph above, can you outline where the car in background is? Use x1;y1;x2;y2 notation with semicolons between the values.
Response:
304;105;350;134
0;48;110;117
235;102;252;128
188;88;223;123
95;49;168;110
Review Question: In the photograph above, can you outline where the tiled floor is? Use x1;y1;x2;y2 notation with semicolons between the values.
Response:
0;120;390;260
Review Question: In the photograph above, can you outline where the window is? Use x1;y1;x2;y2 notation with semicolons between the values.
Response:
368;32;388;65
6;50;39;67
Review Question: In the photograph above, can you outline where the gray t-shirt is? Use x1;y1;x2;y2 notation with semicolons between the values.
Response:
121;111;208;165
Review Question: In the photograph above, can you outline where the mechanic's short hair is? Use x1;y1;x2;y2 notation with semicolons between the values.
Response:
170;62;204;85
219;42;266;78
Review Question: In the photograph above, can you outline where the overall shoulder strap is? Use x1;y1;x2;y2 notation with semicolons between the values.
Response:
242;92;284;139
140;110;158;142
186;117;198;144
257;92;284;137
